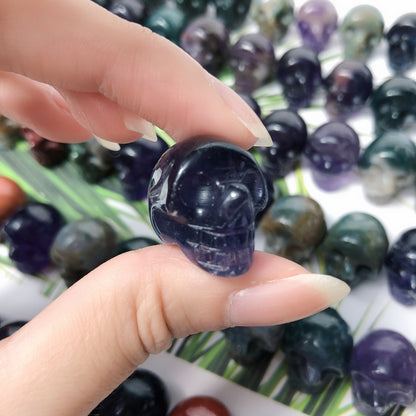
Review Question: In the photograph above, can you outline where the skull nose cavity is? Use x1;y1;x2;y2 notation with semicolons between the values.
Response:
220;183;254;227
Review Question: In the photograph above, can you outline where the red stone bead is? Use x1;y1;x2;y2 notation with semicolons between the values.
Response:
0;176;27;225
169;395;231;416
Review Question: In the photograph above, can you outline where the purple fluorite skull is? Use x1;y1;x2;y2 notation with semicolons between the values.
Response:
148;137;268;277
350;330;416;416
296;0;338;53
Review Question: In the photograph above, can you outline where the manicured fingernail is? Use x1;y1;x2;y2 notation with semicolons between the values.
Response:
95;137;121;151
226;273;350;327
123;114;157;142
208;74;272;147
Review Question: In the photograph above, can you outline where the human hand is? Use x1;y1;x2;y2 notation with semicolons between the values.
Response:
0;1;350;415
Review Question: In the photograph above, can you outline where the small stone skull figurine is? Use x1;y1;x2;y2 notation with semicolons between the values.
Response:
260;195;326;263
340;5;384;61
228;33;276;94
320;212;389;288
295;0;338;54
384;228;416;306
350;329;416;416
386;13;416;73
324;59;373;119
50;218;117;287
371;76;416;135
281;307;353;394
250;0;294;42
358;131;416;204
148;137;268;277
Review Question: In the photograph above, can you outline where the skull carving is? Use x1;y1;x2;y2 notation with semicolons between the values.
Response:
340;5;384;61
228;33;275;94
371;76;416;135
386;13;416;73
281;307;353;394
276;46;322;108
296;0;338;54
385;228;416;306
148;137;268;277
358;131;416;204
320;212;389;288
260;195;326;263
324;59;373;118
250;0;294;42
350;329;416;416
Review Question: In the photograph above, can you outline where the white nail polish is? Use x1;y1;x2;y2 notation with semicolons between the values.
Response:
95;137;121;151
124;114;157;142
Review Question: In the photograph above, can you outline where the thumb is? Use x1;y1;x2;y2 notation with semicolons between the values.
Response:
0;245;349;416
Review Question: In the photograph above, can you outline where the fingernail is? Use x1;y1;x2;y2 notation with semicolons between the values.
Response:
123;114;158;142
95;137;121;151
208;74;272;147
226;273;350;327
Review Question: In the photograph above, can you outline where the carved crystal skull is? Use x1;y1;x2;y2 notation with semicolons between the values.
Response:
320;212;388;288
281;308;353;394
358;131;416;204
350;329;416;416
228;33;275;94
296;0;338;53
340;5;384;61
371;76;416;135
250;0;294;42
385;228;416;306
260;195;326;263
148;137;268;277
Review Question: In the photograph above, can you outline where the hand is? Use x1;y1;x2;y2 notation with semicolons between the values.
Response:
0;1;350;415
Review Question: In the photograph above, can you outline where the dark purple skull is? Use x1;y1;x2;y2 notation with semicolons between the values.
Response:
148;137;268;276
350;329;416;416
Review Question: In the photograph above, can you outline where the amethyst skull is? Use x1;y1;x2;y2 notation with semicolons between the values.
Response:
148;137;268;277
350;329;416;416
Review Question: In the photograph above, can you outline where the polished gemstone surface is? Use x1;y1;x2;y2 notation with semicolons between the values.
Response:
303;121;360;190
2;202;65;274
148;137;268;277
385;228;416;306
350;330;416;416
0;176;27;226
276;47;322;108
320;212;388;287
260;195;326;263
296;0;338;53
282;308;353;394
257;109;307;178
169;395;231;416
50;218;117;286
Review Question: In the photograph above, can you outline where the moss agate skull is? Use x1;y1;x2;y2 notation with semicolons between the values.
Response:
340;5;384;61
148;137;268;277
371;76;416;135
350;330;416;416
281;307;353;394
320;212;388;287
358;131;416;204
260;195;326;263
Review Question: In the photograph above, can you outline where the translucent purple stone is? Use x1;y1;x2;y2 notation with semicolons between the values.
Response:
228;33;275;94
296;0;338;54
385;228;416;306
303;121;360;190
180;16;230;76
1;202;65;274
148;137;268;277
350;329;416;416
112;137;168;201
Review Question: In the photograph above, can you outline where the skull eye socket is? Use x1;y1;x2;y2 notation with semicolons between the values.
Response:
177;172;217;209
